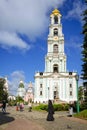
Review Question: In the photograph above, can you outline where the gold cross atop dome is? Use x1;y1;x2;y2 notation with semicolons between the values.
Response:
50;9;61;17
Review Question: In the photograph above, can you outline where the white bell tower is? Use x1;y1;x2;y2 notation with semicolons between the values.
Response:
34;9;77;103
45;9;66;73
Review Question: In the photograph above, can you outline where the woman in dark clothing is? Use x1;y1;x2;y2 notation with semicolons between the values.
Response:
46;100;54;121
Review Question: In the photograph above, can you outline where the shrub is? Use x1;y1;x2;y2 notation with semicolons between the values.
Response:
8;100;16;106
33;103;69;111
53;104;58;111
54;104;63;111
63;104;69;111
16;96;24;103
33;104;48;111
24;101;28;105
80;102;87;111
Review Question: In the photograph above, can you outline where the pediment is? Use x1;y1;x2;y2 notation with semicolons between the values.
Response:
45;72;69;78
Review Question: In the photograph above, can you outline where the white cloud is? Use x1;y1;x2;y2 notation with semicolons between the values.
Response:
11;71;25;81
65;0;86;22
0;31;30;50
65;36;82;57
0;0;66;50
66;37;82;49
8;71;27;95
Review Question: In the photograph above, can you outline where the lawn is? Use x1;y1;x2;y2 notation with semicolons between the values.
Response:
74;109;87;120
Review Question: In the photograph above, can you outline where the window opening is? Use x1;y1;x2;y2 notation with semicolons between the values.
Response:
40;84;43;88
53;64;58;73
70;84;72;88
53;44;58;53
54;28;58;36
40;91;42;95
70;91;72;96
54;15;58;24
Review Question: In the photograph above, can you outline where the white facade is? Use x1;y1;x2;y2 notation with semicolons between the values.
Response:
34;9;77;103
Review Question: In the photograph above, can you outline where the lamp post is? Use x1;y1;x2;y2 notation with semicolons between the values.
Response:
76;74;80;113
48;87;49;100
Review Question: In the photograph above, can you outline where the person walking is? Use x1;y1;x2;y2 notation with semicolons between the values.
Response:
46;100;54;121
69;104;73;117
28;101;32;112
19;102;24;111
2;100;6;113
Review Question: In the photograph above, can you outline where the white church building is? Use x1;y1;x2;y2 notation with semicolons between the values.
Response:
34;9;78;103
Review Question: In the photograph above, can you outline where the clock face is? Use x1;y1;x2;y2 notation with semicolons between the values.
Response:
54;36;58;40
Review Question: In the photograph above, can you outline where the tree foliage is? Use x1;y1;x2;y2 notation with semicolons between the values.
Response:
0;78;8;101
16;96;24;103
78;86;83;102
81;0;87;103
81;0;87;84
19;82;24;88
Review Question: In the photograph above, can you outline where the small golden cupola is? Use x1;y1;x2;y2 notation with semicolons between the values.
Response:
50;9;61;17
50;9;61;25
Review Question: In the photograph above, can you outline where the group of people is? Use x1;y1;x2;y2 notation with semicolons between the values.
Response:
16;102;25;111
1;99;73;120
16;99;54;121
16;101;32;112
1;99;55;120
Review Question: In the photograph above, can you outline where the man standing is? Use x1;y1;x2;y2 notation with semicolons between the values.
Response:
2;100;6;113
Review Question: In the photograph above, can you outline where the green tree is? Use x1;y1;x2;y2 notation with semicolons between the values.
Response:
78;86;83;102
81;0;87;104
19;82;24;88
16;96;24;103
0;78;8;101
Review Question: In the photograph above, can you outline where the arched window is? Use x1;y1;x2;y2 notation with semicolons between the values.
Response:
53;44;58;53
54;15;58;24
54;28;58;36
40;84;43;88
53;64;58;73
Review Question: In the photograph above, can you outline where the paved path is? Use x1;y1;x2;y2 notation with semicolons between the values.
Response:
3;118;44;130
0;106;87;130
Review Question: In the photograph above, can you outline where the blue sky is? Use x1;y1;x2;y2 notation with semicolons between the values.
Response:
0;0;85;95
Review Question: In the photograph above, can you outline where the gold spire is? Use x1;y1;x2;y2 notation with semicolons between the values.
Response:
50;9;61;17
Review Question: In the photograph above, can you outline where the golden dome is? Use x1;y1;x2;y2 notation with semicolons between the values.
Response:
50;9;61;17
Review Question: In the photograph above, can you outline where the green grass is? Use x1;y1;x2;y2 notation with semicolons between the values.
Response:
74;109;87;120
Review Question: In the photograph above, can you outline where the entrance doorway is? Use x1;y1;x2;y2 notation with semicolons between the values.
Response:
54;90;59;99
54;91;57;99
